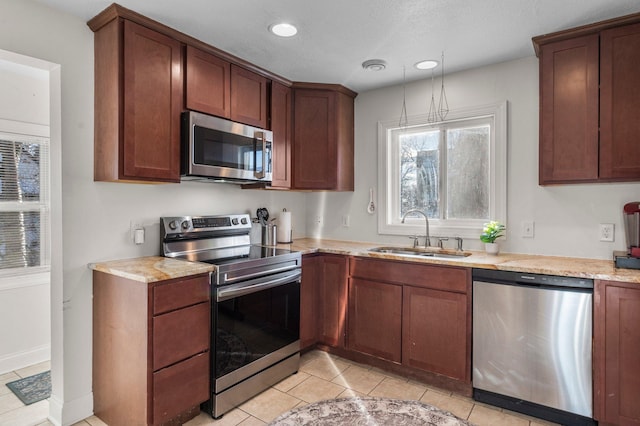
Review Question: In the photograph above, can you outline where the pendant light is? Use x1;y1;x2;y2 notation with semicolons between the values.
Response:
427;68;438;123
399;66;409;129
437;51;449;121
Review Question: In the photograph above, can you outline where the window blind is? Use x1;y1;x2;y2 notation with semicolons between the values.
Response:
0;131;50;272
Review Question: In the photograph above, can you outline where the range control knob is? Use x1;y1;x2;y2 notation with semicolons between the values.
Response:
168;220;179;230
240;217;248;225
181;221;190;230
232;218;239;225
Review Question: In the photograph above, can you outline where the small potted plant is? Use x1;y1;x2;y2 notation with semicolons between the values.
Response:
480;220;506;255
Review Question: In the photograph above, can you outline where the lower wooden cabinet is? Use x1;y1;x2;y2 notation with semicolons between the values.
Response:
93;271;211;425
594;280;640;425
349;257;471;382
347;278;402;362
402;285;469;380
300;255;321;349
301;254;471;388
318;255;349;348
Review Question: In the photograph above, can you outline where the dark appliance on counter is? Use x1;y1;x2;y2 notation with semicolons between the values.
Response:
472;269;595;426
161;214;301;418
615;201;640;269
182;111;273;184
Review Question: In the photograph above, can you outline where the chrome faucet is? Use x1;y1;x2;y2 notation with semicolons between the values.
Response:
401;209;431;248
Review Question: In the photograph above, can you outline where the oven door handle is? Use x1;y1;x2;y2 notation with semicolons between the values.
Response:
217;269;301;302
222;263;300;285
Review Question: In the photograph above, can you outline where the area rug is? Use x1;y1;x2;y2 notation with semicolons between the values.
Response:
269;397;474;425
6;370;51;405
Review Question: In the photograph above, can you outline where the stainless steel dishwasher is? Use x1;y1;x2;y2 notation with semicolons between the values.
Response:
472;269;595;426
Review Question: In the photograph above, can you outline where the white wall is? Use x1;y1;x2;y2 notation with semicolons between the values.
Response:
0;1;308;424
0;53;51;374
311;56;640;259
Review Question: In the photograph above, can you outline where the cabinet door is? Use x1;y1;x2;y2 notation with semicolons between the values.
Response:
122;20;182;182
402;285;469;381
270;81;292;188
230;64;268;128
185;46;231;119
318;255;348;347
594;280;640;424
599;23;640;180
300;255;320;349
348;278;402;362
539;34;599;184
293;89;338;189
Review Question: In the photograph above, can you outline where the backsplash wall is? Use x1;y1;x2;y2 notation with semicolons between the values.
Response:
308;56;640;259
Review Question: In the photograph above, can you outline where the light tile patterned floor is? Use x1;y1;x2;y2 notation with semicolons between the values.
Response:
2;351;559;425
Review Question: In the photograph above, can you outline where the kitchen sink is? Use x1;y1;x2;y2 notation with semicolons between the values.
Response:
368;246;471;259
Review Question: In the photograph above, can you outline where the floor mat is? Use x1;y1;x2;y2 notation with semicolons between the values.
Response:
6;370;51;405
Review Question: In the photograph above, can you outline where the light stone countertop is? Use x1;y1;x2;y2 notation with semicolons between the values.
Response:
89;238;640;284
90;256;214;283
277;238;640;284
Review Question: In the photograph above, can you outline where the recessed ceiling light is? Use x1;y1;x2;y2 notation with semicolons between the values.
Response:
269;23;298;37
415;60;439;70
362;59;387;71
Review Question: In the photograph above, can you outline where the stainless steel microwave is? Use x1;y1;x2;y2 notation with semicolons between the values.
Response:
181;111;272;183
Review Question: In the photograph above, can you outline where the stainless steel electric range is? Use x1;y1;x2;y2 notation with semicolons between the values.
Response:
160;214;301;419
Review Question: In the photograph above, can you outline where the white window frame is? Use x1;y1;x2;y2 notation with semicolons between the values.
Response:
0;120;51;283
377;101;507;240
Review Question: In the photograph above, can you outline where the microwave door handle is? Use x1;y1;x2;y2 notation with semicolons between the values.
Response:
254;131;265;179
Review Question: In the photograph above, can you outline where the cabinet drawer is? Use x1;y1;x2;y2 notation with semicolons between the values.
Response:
153;274;210;315
153;302;210;370
153;351;209;425
351;257;468;293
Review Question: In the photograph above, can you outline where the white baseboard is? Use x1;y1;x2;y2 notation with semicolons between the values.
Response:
0;344;50;375
48;392;94;426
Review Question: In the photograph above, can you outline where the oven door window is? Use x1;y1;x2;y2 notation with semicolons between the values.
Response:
214;281;299;379
193;126;271;175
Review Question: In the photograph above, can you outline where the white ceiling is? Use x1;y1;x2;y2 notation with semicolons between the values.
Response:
36;0;640;92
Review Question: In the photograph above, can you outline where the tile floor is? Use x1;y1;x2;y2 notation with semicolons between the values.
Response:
1;351;559;426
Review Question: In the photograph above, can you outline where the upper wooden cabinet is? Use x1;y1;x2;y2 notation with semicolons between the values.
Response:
594;280;640;425
91;18;183;183
185;47;267;129
230;64;268;129
534;13;640;185
292;84;356;191
270;82;293;188
599;22;640;180
185;46;231;119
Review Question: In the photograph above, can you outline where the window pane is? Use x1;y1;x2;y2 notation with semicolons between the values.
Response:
0;211;41;269
399;131;440;218
446;125;490;219
0;140;41;202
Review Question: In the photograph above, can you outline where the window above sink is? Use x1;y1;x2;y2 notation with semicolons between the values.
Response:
377;101;507;240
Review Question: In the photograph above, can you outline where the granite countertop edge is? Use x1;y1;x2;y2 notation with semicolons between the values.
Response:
89;238;640;285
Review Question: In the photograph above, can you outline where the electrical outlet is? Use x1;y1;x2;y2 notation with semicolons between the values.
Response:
130;220;143;242
341;215;350;227
314;215;323;226
522;221;535;238
600;223;614;242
